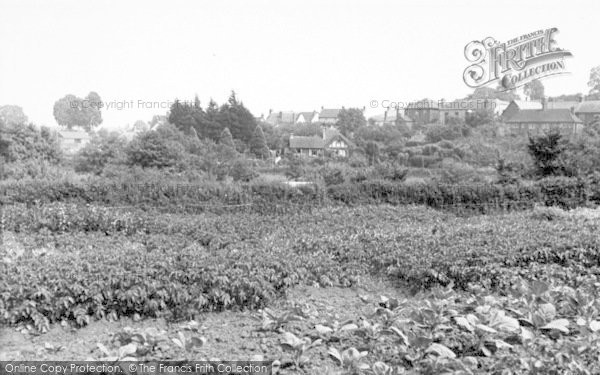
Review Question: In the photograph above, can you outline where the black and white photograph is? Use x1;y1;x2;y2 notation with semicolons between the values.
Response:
2;0;600;373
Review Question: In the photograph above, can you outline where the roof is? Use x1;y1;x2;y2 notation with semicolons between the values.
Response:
319;108;341;119
323;128;355;148
575;100;600;113
546;101;579;110
289;135;324;149
266;111;296;125
296;111;316;122
406;100;439;109
505;109;583;124
289;128;354;149
510;100;542;110
370;111;414;123
58;130;91;139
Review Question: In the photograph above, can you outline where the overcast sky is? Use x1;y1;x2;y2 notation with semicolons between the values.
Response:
1;0;599;129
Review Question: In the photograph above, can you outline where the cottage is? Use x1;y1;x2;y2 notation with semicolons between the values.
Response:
288;127;353;157
405;100;439;125
265;110;296;126
464;98;509;116
370;108;414;127
58;130;91;154
318;108;341;124
503;99;583;137
501;100;542;120
438;100;470;125
574;100;600;126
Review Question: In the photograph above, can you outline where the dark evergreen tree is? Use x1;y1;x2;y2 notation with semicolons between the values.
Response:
249;125;269;159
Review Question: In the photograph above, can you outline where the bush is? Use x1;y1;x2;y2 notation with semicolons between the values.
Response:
229;158;258;182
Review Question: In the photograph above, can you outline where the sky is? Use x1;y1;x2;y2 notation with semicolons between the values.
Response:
1;0;599;130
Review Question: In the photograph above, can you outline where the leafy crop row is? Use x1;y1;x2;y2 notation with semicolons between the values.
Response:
2;205;599;335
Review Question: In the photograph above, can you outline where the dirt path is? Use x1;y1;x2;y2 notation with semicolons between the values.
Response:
0;277;401;373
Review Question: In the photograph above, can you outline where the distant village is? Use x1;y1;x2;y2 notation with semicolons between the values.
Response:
55;95;600;158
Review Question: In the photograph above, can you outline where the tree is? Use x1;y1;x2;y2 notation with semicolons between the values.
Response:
0;105;28;126
74;130;126;174
217;91;257;143
468;86;519;102
588;66;600;97
218;127;235;148
126;130;185;168
365;141;380;165
336;108;366;136
132;120;149;132
53;92;103;131
198;99;223;140
168;99;197;134
524;79;545;101
527;132;567;177
249;125;270;159
0;122;62;163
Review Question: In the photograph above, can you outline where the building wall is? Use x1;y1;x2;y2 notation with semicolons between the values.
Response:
504;122;581;136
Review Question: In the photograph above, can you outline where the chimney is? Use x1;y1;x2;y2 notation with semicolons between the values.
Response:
321;106;324;110
269;109;273;115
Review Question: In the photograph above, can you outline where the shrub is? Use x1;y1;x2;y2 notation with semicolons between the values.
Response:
229;158;258;182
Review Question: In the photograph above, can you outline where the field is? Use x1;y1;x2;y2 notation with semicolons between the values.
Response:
2;204;600;374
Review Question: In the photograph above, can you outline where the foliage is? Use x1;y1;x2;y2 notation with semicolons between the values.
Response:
0;105;28;126
249;125;270;159
588;65;600;96
125;126;185;169
53;92;103;131
0;122;62;165
336;108;366;136
524;79;545;101
218;127;235;148
528;132;567;177
74;130;127;174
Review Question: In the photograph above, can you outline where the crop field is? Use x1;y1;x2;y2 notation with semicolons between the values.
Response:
2;204;600;373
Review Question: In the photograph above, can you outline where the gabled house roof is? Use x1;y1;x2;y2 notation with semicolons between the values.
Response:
509;100;543;110
266;111;296;125
289;136;324;149
319;108;341;119
296;111;317;122
505;109;583;124
289;128;354;149
575;100;600;113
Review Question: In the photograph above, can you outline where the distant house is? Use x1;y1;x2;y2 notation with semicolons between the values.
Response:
502;100;542;120
465;98;509;116
265;110;296;126
288;127;353;157
370;108;414;127
574;100;600;125
405;100;440;125
438;100;470;125
318;108;341;124
503;99;583;137
58;129;91;154
295;111;319;124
